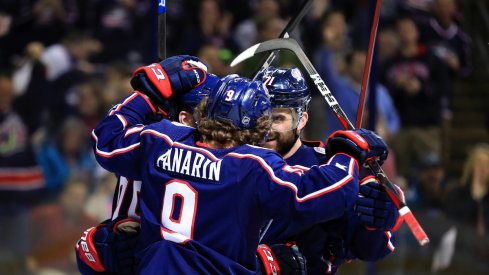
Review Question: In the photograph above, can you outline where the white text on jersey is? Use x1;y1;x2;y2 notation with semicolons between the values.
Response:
156;148;222;181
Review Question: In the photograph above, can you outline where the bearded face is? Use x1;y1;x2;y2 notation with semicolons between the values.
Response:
264;108;300;156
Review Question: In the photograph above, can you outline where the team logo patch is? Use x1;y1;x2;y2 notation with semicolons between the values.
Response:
242;116;250;126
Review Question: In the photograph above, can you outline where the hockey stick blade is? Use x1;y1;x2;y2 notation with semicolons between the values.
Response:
231;37;430;246
231;38;354;130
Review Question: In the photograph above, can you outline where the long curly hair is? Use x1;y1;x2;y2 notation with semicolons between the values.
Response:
193;98;271;147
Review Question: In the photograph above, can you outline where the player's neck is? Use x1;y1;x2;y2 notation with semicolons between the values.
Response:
283;138;303;160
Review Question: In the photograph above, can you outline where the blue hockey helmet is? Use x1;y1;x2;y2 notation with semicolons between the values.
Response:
180;73;220;110
257;66;311;118
206;76;271;129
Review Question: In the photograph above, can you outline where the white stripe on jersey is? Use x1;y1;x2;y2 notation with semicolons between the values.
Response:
385;231;395;251
92;130;141;157
116;114;128;129
109;93;138;115
227;152;355;202
124;125;145;137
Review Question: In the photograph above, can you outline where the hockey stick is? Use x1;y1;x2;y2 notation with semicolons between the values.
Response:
251;0;314;80
158;0;167;60
231;38;430;246
356;0;381;128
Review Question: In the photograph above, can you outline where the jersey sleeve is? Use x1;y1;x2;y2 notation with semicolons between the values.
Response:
255;152;360;236
92;92;157;180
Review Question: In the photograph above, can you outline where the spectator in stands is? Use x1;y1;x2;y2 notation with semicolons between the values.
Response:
40;31;102;130
198;44;237;77
385;152;455;274
181;0;237;56
30;0;68;46
445;143;489;237
234;14;286;77
36;117;97;198
11;42;49;136
0;69;44;274
436;143;489;273
408;152;447;210
300;0;330;54
91;0;151;63
379;16;450;179
377;27;400;66
233;0;281;51
419;0;472;77
315;9;350;76
75;79;107;132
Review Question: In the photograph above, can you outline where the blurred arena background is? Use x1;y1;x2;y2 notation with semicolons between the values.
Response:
0;0;488;274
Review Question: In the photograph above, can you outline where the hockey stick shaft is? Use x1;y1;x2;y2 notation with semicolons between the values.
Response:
356;0;381;128
251;0;314;80
231;38;429;246
158;0;167;60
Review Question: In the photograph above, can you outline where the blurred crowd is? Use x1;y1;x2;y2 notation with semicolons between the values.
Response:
0;0;487;274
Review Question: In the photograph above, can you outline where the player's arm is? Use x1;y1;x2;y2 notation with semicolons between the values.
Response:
93;55;207;179
257;129;388;233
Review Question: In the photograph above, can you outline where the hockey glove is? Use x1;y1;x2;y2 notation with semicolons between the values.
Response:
356;173;403;231
76;217;140;274
131;55;208;108
257;243;307;275
326;128;388;166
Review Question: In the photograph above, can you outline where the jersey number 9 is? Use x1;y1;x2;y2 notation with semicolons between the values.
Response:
160;180;198;243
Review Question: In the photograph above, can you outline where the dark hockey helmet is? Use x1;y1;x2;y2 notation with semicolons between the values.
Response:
180;73;220;110
206;76;271;129
257;66;311;119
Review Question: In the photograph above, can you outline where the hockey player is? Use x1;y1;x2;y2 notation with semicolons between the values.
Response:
255;67;403;274
88;55;389;273
76;61;220;274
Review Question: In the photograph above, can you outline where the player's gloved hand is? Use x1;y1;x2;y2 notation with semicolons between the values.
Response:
356;171;403;231
76;217;140;274
257;243;307;275
131;55;208;108
326;128;388;166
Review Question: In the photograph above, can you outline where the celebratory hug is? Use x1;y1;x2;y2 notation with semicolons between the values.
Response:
75;54;404;275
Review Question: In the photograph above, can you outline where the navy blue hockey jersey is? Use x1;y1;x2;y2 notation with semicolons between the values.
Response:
261;141;396;274
92;92;360;273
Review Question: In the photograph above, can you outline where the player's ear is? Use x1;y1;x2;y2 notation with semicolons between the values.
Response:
297;112;308;131
179;111;194;126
